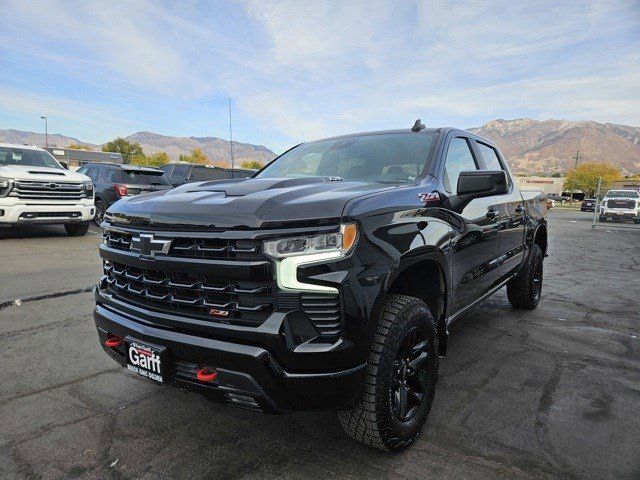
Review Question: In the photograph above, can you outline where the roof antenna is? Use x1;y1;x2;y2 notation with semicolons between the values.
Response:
411;119;426;132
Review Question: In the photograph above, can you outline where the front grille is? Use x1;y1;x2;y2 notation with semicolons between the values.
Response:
301;294;342;340
103;230;263;261
103;261;275;326
19;211;82;219
10;180;86;201
607;199;636;209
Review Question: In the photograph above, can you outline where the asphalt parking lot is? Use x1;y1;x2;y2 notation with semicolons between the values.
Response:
1;209;639;480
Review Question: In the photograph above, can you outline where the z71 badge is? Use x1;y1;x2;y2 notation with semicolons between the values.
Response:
418;192;440;204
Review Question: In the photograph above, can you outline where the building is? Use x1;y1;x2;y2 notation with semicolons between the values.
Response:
44;147;123;170
610;179;640;192
514;176;565;195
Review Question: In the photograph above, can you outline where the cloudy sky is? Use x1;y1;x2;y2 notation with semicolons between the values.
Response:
1;0;638;152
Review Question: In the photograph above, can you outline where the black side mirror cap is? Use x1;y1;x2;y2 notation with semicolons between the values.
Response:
447;170;508;212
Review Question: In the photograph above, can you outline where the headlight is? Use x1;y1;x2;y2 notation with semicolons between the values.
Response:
84;181;94;193
264;223;358;259
0;177;14;197
264;223;358;293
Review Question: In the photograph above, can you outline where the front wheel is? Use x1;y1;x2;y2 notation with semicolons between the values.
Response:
338;294;439;451
507;244;543;309
65;221;90;236
93;201;106;226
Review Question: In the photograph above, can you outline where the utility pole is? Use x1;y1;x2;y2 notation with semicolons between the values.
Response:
40;115;48;147
570;150;581;204
574;150;581;168
228;97;234;170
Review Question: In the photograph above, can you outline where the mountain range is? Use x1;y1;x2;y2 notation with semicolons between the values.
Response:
469;119;640;175
2;118;639;174
0;129;275;166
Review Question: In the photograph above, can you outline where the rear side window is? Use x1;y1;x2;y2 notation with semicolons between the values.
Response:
443;137;478;194
169;165;190;182
190;167;228;181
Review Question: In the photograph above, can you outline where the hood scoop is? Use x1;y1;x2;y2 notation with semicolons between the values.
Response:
28;170;66;176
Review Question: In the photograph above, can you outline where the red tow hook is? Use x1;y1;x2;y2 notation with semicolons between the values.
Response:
105;335;123;348
196;367;218;382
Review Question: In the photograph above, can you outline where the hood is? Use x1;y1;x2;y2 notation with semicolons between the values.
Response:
0;164;90;183
106;177;394;229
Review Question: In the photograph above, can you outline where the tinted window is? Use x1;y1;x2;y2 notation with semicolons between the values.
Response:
159;164;173;175
190;167;228;182
168;164;190;182
443;138;477;194
256;132;437;184
119;170;171;185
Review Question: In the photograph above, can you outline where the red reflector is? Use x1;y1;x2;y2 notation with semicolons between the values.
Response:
196;367;218;382
105;335;123;348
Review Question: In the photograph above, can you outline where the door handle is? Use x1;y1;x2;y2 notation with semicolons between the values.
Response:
515;205;525;214
486;209;500;219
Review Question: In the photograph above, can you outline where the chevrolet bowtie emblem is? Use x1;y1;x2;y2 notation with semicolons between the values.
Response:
130;233;172;259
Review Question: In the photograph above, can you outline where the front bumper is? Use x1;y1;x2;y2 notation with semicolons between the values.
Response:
0;202;94;224
600;209;640;219
94;291;367;413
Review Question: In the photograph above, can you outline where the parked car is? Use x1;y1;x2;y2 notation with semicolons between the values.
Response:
0;142;94;236
598;189;640;223
581;198;596;212
547;198;555;209
93;123;548;451
77;163;172;225
160;163;256;187
547;193;571;204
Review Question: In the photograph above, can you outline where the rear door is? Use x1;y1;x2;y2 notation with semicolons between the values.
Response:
443;135;504;314
473;140;526;280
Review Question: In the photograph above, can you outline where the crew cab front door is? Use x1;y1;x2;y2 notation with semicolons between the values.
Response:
441;135;504;314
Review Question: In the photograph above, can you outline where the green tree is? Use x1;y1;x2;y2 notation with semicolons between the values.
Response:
130;152;170;167
563;162;622;196
102;137;143;163
240;160;264;170
179;148;209;165
67;143;92;151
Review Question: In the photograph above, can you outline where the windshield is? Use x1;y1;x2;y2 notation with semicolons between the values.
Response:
119;170;171;186
257;132;437;184
606;190;640;198
0;147;62;169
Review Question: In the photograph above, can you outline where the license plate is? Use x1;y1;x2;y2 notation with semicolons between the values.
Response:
126;340;164;383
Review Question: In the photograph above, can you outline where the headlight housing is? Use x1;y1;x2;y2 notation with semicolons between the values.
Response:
264;223;358;259
0;177;14;197
83;180;94;195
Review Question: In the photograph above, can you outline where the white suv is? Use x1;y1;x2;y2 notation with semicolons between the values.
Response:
0;143;95;235
599;189;640;224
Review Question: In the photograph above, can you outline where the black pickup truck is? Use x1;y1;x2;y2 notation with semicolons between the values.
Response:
94;122;547;451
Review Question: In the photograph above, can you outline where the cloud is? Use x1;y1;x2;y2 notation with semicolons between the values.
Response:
0;0;638;148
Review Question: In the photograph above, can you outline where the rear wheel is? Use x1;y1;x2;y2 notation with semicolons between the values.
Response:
507;244;543;309
65;221;90;236
338;294;439;451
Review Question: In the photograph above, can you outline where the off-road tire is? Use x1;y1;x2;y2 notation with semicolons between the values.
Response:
65;221;90;236
507;244;543;309
338;294;439;451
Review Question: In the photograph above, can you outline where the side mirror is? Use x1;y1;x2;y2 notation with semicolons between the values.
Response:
59;161;69;170
448;170;508;212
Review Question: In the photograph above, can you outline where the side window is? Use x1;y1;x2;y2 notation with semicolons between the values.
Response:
476;142;511;188
190;167;227;182
443;137;478;194
169;165;189;182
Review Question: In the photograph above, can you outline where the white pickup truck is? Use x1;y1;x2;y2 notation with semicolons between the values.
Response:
0;143;95;236
599;189;640;224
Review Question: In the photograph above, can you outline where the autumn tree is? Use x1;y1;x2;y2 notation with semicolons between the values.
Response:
130;152;170;167
240;160;264;170
67;143;92;151
179;148;209;165
563;162;622;196
102;138;143;162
